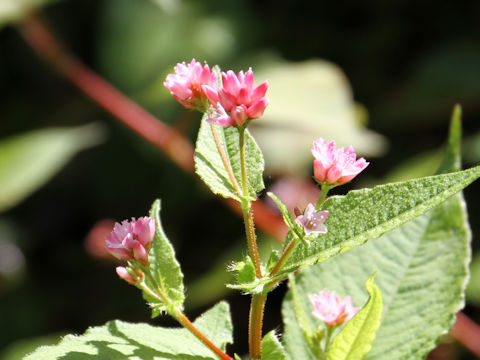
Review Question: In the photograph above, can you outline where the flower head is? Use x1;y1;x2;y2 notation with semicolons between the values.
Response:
203;68;269;127
296;203;329;235
105;217;156;265
309;290;359;327
164;59;218;111
312;138;369;185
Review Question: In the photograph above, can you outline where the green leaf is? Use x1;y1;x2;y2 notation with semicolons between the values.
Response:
283;107;471;359
326;275;383;360
0;0;59;29
26;301;233;359
0;124;105;213
279;164;480;278
145;199;184;316
261;330;287;360
194;114;265;201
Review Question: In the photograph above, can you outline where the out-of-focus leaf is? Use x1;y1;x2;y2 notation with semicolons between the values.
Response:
466;253;480;306
250;59;387;175
98;0;236;94
0;0;59;29
0;124;105;212
382;150;443;183
0;333;64;360
376;42;480;130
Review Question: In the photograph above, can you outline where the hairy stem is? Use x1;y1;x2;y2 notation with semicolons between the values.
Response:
242;202;263;278
239;127;249;197
139;275;232;360
210;124;242;197
176;312;233;360
249;293;267;360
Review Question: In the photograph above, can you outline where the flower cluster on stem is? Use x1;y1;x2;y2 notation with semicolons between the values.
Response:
312;138;369;186
203;69;269;127
309;290;359;327
165;59;269;128
105;217;155;266
164;59;218;111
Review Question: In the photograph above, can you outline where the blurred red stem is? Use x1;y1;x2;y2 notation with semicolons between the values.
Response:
451;312;480;358
17;12;287;240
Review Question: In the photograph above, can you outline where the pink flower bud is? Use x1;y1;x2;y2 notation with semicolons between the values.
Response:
164;59;218;111
206;68;269;127
105;217;155;265
312;138;368;185
295;203;329;235
116;266;137;285
309;290;359;327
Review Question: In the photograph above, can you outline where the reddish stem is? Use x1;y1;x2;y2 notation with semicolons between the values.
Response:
177;313;233;360
17;12;288;241
451;312;480;358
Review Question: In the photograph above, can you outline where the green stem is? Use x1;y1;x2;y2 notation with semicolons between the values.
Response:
238;127;262;278
315;184;331;210
249;293;267;360
324;325;335;353
242;201;263;278
239;127;249;197
210;124;243;197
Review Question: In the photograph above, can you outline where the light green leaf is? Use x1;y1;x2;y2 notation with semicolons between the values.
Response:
279;164;480;278
261;330;287;360
251;59;387;176
326;275;383;360
283;107;471;359
26;301;233;359
0;124;105;213
194;115;265;201
145;199;184;316
0;0;59;29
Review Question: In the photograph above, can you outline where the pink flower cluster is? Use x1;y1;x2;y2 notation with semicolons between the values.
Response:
164;59;218;110
312;138;369;186
203;69;269;127
105;217;155;265
164;59;269;127
296;203;329;235
309;290;359;327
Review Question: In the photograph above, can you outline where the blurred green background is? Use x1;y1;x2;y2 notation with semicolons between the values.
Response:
1;0;480;358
